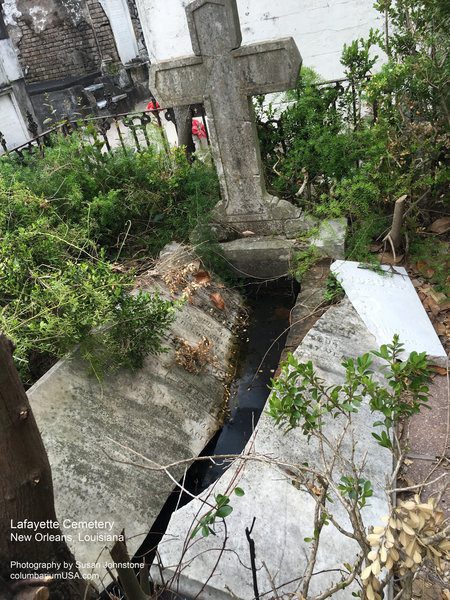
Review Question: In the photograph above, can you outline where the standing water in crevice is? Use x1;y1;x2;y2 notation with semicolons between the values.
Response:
103;278;298;598
197;277;298;490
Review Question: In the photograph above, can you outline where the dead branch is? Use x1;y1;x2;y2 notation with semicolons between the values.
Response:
295;170;309;197
302;483;329;597
388;472;447;493
261;561;281;600
245;518;260;600
311;553;364;600
103;438;322;480
383;194;407;258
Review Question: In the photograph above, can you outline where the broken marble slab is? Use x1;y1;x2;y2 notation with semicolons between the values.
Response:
151;298;392;599
26;244;243;587
331;260;447;364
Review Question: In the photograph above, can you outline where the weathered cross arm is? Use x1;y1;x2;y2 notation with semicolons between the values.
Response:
232;38;302;95
149;56;206;106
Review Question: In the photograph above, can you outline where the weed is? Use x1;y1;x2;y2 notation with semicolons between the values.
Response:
323;272;345;304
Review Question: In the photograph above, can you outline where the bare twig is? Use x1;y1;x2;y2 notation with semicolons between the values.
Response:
302;483;329;597
311;553;364;600
389;472;448;493
261;561;281;600
245;518;260;600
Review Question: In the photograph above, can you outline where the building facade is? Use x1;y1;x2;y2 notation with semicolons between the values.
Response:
2;0;148;129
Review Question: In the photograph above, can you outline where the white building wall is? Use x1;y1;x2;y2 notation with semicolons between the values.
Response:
0;33;30;151
99;0;140;64
0;37;22;86
135;0;384;81
0;92;29;149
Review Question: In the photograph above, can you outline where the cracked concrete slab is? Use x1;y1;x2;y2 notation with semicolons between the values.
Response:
152;298;392;599
25;244;243;585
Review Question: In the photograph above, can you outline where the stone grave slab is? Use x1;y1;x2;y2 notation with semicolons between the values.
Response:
310;217;347;259
26;244;243;587
151;298;392;598
331;260;446;364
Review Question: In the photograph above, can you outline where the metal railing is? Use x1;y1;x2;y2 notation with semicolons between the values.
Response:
0;104;209;160
0;77;375;161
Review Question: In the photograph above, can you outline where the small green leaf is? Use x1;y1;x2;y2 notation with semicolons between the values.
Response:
234;487;245;497
216;505;233;518
201;525;210;537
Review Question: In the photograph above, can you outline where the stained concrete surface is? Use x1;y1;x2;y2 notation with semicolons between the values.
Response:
26;244;243;586
152;299;392;599
331;260;447;363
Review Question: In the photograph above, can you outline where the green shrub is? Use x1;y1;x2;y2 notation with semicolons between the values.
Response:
1;137;219;257
268;335;431;449
257;0;449;262
0;137;219;384
0;180;177;384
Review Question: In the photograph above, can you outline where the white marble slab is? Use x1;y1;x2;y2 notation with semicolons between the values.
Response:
331;260;446;362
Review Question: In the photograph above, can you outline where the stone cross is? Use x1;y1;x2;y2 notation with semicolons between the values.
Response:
149;0;302;234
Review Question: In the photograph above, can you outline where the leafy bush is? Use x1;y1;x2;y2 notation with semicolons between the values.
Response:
268;335;431;448
256;68;361;201
0;177;177;384
0;136;219;257
257;0;449;261
0;138;219;384
79;291;180;379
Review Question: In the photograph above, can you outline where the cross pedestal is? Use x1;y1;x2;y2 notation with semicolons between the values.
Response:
149;0;303;236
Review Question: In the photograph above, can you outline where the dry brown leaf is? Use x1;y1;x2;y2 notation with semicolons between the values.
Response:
428;288;449;307
415;260;435;279
380;252;404;265
434;322;447;335
210;292;225;310
427;297;444;316
175;337;212;374
194;270;211;285
430;365;448;376
429;216;450;234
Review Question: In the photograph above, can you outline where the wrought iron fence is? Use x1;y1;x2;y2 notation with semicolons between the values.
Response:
0;77;374;161
0;103;209;160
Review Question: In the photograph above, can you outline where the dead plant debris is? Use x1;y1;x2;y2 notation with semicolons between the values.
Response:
174;337;214;374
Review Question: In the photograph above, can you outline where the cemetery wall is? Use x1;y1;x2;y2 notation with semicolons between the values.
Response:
0;37;22;84
137;0;384;81
1;0;148;133
3;0;120;83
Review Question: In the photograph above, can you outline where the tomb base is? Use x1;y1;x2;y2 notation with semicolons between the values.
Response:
210;196;315;239
216;217;346;279
211;197;307;278
219;236;297;279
